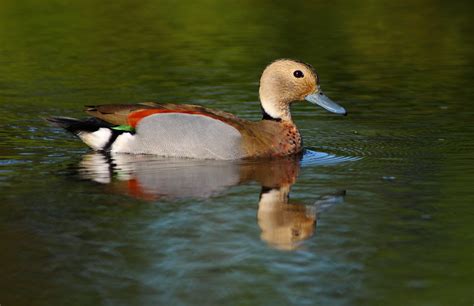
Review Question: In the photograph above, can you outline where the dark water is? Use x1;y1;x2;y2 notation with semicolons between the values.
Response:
1;1;473;305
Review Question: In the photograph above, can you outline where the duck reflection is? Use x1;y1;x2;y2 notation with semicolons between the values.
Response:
78;152;345;250
258;187;345;250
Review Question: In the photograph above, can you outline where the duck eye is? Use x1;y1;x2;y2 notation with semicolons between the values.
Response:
293;70;304;78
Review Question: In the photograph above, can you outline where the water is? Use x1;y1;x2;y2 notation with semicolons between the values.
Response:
1;1;473;305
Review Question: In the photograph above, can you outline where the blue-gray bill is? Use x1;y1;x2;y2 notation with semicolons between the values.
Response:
305;92;347;115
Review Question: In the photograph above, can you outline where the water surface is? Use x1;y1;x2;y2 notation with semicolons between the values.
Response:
1;1;473;305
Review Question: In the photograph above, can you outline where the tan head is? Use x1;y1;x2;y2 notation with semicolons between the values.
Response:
259;59;346;121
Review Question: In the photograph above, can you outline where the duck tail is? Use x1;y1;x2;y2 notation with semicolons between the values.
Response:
47;116;118;151
47;116;112;133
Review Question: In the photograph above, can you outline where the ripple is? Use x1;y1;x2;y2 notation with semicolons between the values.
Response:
301;149;361;167
0;159;32;166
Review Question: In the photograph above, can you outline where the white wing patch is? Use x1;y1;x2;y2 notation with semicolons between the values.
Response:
111;133;135;152
78;128;112;151
111;113;244;160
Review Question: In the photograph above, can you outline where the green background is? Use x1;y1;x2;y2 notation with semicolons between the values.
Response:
1;1;473;305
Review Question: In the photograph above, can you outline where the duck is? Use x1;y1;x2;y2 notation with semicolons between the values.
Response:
48;59;347;160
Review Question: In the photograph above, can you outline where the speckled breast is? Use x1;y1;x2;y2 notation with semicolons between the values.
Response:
275;123;302;157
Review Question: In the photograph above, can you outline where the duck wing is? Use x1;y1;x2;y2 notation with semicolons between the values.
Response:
85;102;243;127
83;103;254;159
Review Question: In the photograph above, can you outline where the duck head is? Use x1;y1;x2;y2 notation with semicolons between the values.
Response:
259;59;347;121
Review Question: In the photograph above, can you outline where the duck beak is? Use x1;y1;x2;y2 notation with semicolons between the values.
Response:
305;90;347;116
